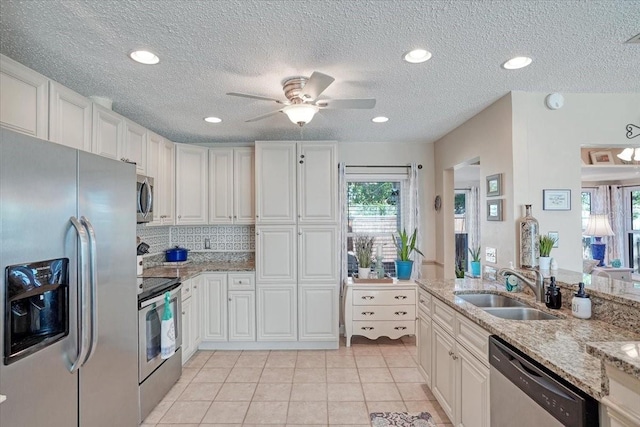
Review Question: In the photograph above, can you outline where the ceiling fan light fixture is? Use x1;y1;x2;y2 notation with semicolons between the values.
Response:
283;104;319;126
372;116;389;123
617;148;634;161
129;50;160;65
204;116;222;123
403;49;432;63
502;56;532;70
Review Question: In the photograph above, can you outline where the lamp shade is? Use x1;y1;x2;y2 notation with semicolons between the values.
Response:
283;104;319;126
584;214;614;237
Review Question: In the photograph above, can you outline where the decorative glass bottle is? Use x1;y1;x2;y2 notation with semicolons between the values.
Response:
519;204;539;268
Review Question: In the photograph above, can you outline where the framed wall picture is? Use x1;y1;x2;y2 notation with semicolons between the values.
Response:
589;150;615;165
543;189;571;211
486;173;502;197
487;199;503;221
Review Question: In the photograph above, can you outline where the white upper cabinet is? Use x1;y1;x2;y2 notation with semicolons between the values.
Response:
146;132;175;226
233;148;255;224
208;148;234;224
297;142;337;223
123;119;147;174
91;104;124;160
175;143;208;225
255;141;297;223
255;225;297;284
48;82;92;151
0;54;49;139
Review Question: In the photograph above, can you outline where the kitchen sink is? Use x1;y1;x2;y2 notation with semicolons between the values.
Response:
455;293;529;308
455;293;561;320
482;307;560;320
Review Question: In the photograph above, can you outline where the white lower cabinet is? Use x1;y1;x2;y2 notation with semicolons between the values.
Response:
298;285;338;341
202;273;228;341
181;276;203;365
257;285;297;341
601;364;640;427
421;296;490;427
228;291;256;341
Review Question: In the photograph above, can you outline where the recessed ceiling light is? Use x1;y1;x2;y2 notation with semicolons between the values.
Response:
204;116;222;123
403;49;432;64
502;56;532;70
372;116;389;123
129;50;160;65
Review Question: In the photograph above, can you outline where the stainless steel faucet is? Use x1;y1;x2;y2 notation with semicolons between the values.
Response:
497;268;545;303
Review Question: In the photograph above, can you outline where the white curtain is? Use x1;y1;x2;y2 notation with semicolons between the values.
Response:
593;185;625;264
405;163;422;278
338;163;348;292
466;186;480;268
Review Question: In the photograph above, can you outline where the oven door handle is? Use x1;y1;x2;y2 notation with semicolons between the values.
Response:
140;286;181;309
68;216;90;373
80;216;98;366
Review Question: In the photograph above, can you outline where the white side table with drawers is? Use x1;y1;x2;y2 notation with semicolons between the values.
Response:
343;278;417;347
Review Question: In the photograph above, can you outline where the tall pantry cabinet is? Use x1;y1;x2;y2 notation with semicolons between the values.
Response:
255;141;339;346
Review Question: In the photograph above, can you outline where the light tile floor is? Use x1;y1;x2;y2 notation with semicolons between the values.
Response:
142;336;452;426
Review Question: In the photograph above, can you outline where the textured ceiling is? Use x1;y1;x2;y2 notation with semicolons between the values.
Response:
1;0;638;144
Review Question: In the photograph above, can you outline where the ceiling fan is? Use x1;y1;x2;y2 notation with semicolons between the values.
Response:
227;72;376;126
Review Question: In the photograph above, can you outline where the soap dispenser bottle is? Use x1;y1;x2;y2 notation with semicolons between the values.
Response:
571;282;592;319
545;276;562;309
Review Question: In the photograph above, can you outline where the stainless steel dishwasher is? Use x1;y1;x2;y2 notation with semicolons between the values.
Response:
489;336;599;427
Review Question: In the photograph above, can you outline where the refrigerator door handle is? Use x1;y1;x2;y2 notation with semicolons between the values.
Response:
68;216;90;373
80;216;98;365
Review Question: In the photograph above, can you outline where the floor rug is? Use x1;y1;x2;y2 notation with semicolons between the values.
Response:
370;411;437;427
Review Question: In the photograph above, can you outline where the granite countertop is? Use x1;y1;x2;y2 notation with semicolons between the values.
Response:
586;341;640;380
416;277;640;400
142;260;254;282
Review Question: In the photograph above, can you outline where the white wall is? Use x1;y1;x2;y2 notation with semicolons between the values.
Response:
511;92;640;271
337;141;435;276
433;94;514;278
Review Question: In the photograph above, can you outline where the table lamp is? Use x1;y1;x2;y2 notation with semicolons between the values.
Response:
584;214;614;266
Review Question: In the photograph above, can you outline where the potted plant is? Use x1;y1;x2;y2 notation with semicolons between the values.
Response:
393;228;424;280
539;235;557;270
468;246;481;277
455;257;466;278
354;234;375;279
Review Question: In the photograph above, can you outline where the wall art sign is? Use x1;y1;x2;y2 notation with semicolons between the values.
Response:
487;199;503;221
486;173;502;197
627;123;639;139
543;189;571;211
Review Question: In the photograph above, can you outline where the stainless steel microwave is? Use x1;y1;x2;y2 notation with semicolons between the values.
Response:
136;175;154;223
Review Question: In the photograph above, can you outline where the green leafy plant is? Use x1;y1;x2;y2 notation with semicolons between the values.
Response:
539;235;557;257
455;258;465;278
354;234;375;268
468;246;481;262
393;228;424;261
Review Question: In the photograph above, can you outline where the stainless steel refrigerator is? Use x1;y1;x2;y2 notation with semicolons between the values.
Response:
0;128;138;426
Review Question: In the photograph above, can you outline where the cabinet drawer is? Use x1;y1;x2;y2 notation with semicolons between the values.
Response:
352;321;415;338
228;272;255;290
352;289;416;306
418;289;432;317
432;298;455;334
455;314;490;364
181;279;192;301
353;305;416;321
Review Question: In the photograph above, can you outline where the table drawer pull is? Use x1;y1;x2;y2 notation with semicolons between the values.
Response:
394;326;407;330
361;326;375;331
361;311;375;316
394;311;408;316
394;295;407;300
361;295;375;300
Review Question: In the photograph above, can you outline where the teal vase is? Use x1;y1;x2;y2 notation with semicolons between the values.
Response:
470;261;481;277
395;260;414;280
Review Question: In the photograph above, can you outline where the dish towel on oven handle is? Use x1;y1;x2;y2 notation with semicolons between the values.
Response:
161;291;176;359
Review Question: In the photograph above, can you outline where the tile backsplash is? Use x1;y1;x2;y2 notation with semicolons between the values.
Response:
137;224;255;254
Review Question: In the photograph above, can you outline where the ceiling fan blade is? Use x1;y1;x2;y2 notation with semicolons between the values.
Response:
299;72;335;101
227;92;284;104
316;98;376;109
245;109;283;123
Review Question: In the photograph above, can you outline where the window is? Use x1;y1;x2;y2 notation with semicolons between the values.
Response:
625;186;640;273
346;180;402;276
581;189;594;259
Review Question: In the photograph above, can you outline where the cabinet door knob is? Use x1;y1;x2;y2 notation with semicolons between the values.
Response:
448;350;454;357
452;355;458;360
182;311;185;315
300;154;305;159
233;215;237;219
228;297;232;301
229;216;232;219
299;160;304;164
178;215;182;219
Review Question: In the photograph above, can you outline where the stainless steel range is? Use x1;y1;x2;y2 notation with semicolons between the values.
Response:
138;276;182;423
